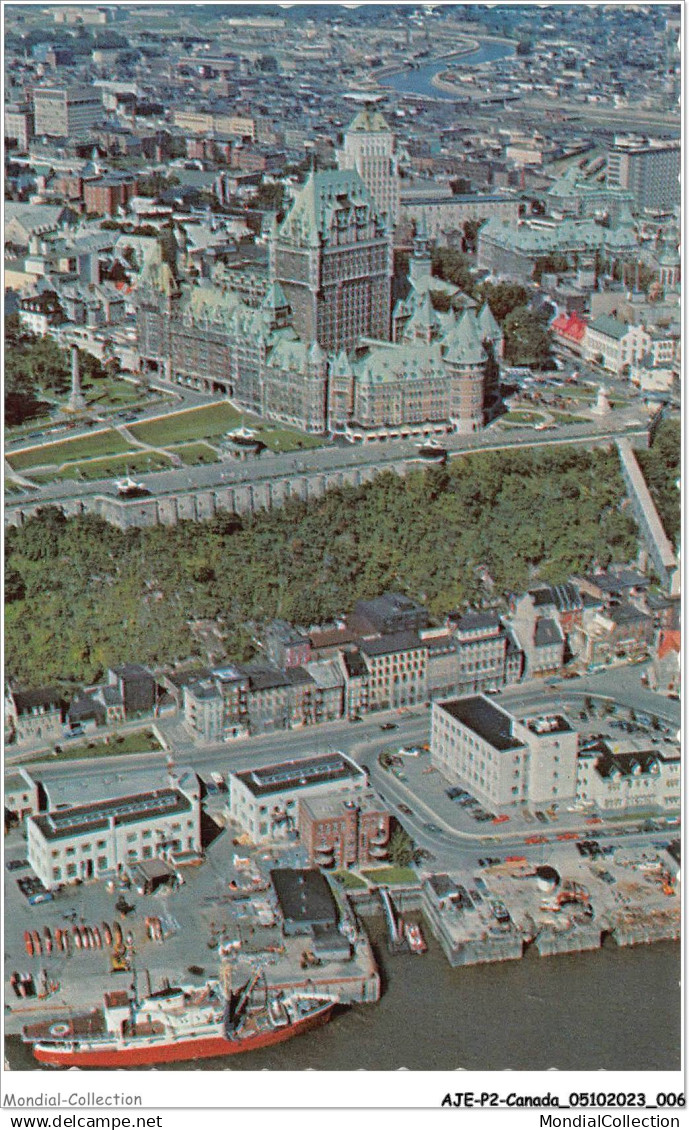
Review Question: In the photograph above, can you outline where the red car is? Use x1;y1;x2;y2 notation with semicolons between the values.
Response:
585;816;603;825
506;855;526;863
557;832;579;841
492;814;510;824
525;835;548;845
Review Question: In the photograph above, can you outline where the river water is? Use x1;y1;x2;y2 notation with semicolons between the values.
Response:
381;39;516;101
7;920;680;1072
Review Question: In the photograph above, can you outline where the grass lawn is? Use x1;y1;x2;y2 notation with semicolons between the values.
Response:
8;430;133;471
4;481;35;495
499;410;545;424
332;870;368;890
27;729;163;763
83;377;143;406
29;451;173;483
129;403;243;446
172;442;220;466
360;866;418;885
549;411;589;424
255;426;324;454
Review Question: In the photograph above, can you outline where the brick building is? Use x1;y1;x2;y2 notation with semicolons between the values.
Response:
299;789;390;869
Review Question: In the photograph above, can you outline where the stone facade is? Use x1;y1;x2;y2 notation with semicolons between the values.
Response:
137;164;500;438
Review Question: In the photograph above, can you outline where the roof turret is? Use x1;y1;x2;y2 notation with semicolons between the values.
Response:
443;309;485;366
477;302;502;342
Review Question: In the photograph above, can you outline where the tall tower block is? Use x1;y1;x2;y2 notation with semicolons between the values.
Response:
338;105;400;228
271;169;392;355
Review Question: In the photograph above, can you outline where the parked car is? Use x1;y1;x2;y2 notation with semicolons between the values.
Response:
5;858;28;872
380;722;397;731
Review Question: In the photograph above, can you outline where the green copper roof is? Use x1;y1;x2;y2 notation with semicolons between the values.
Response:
588;314;630;341
354;341;446;385
477;302;502;341
443;309;485;366
277;169;376;246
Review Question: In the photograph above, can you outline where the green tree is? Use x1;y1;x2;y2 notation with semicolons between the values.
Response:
388;827;416;867
478;281;531;323
431;247;477;297
503;305;553;367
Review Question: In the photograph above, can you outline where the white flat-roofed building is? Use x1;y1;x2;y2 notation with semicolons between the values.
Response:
27;778;202;889
229;752;367;843
431;695;578;809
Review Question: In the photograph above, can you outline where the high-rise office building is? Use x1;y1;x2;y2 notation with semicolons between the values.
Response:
337;107;399;226
33;84;103;140
606;139;680;211
270;169;392;354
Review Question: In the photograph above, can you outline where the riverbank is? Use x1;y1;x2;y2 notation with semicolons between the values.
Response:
379;36;516;102
6;927;680;1071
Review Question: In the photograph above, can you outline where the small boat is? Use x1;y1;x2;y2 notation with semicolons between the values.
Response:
404;921;427;955
32;931;42;957
43;928;53;955
102;923;113;948
73;927;82;950
86;927;96;949
112;922;123;947
23;976;337;1069
24;931;34;957
93;928;102;949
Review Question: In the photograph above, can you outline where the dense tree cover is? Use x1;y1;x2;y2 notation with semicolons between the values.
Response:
6;446;638;689
503;305;554;367
637;418;681;543
431;258;544;362
5;317;69;425
480;281;531;323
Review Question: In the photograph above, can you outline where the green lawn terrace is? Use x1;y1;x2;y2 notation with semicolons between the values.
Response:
6;402;326;488
128;403;325;454
28;452;174;484
8;429;132;471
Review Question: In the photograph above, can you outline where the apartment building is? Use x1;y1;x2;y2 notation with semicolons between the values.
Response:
299;789;390;869
359;631;428;710
606;139;680;211
431;695;578;809
27;780;202;890
33;85;103;140
229;752;366;843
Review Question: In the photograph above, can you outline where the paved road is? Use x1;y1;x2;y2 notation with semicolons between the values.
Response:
6;409;651;513
17;666;679;872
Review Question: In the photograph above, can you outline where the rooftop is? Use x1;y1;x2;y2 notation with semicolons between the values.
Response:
437;696;525;753
233;752;364;798
32;788;192;842
270;868;338;926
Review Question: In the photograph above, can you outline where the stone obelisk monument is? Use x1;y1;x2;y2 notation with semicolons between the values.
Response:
68;345;87;412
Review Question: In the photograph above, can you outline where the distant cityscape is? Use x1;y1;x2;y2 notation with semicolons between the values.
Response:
3;3;681;1075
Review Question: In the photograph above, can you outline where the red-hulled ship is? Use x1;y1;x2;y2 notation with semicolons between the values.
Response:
22;973;335;1068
